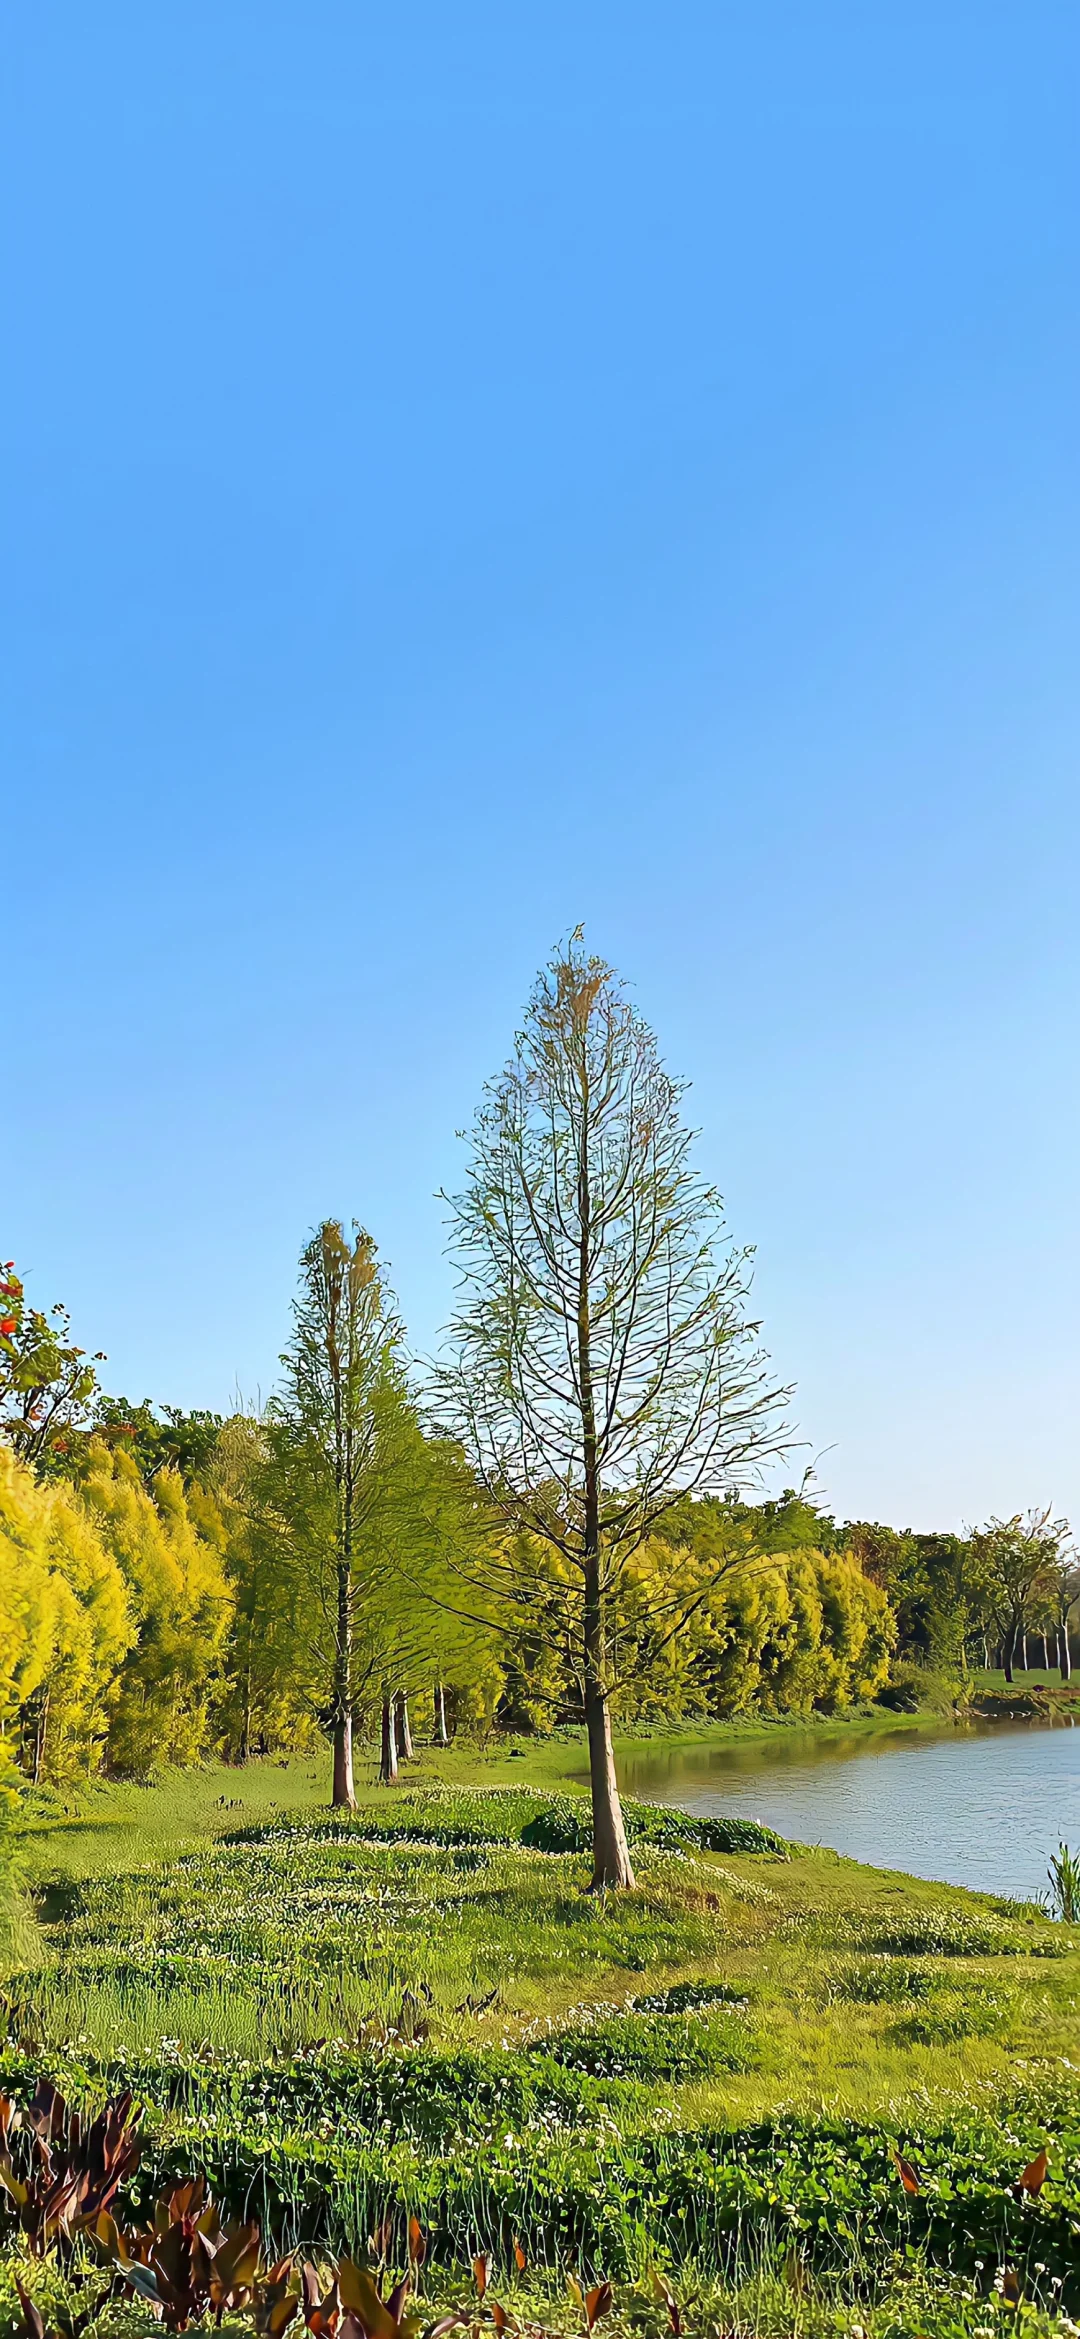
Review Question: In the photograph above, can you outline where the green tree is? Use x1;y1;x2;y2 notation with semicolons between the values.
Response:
439;934;789;1889
264;1225;444;1805
257;1225;497;1800
0;1261;104;1473
971;1508;1064;1682
92;1397;225;1488
1045;1544;1080;1680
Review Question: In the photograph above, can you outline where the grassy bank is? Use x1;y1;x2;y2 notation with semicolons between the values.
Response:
8;1703;1009;1892
2;1741;1079;2338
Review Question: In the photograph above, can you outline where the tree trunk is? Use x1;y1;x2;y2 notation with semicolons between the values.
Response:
981;1637;989;1670
574;1080;635;1894
240;1647;253;1765
1020;1634;1029;1671
31;1692;49;1787
1042;1633;1050;1670
394;1690;414;1761
1060;1627;1072;1682
332;1557;356;1807
584;1552;635;1890
433;1682;449;1745
1002;1623;1015;1684
380;1694;399;1783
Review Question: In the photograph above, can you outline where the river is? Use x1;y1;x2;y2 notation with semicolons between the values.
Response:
609;1719;1080;1902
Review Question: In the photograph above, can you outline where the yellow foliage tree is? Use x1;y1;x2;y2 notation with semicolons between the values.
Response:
0;1447;134;1781
78;1444;234;1775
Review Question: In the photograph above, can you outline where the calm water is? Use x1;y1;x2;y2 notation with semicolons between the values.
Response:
608;1721;1080;1901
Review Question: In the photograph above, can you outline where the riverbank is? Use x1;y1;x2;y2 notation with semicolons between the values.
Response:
16;1681;1078;1889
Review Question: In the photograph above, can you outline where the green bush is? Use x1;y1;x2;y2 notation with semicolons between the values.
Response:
533;2009;757;2080
520;1796;787;1859
230;1786;788;1863
876;1661;924;1713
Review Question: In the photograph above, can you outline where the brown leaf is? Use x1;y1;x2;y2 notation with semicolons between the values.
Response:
894;2153;921;2196
1018;2150;1048;2197
387;2281;411;2327
647;2272;681;2335
408;2216;427;2268
15;2280;46;2339
585;2285;613;2330
1000;2268;1021;2305
337;2264;398;2339
472;2258;489;2300
512;2242;527;2275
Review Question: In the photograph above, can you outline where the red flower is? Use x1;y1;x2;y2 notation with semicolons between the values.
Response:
0;1318;15;1337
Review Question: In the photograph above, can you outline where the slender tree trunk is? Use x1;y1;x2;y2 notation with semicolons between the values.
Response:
1042;1633;1050;1670
1002;1622;1015;1684
240;1643;253;1765
1060;1627;1072;1682
31;1692;49;1787
394;1689;414;1761
332;1557;356;1807
433;1682;449;1745
583;1581;634;1892
1020;1633;1029;1671
981;1637;989;1670
380;1694;399;1783
575;1085;635;1892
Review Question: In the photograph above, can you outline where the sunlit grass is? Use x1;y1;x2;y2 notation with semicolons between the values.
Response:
4;1751;1080;2332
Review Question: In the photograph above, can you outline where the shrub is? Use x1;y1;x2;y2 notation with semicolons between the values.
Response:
533;2009;757;2080
876;1661;924;1712
520;1797;787;1859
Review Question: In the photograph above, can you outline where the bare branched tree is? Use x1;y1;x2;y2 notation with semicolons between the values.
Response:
437;934;790;1888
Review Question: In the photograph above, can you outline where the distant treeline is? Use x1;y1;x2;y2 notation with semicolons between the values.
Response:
1;1248;1074;1794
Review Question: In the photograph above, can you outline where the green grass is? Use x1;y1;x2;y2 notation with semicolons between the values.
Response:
4;1746;1080;2335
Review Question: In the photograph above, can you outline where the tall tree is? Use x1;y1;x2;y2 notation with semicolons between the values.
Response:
270;1221;405;1808
264;1223;487;1804
438;934;788;1888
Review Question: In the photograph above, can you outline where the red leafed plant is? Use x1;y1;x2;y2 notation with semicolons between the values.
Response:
0;2081;141;2256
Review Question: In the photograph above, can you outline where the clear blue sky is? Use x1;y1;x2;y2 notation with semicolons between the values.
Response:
5;5;1078;1531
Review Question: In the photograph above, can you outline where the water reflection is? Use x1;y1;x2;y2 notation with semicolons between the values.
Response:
599;1719;1080;1900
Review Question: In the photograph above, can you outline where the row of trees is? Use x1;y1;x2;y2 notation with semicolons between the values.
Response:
3;936;1077;1885
831;1511;1080;1684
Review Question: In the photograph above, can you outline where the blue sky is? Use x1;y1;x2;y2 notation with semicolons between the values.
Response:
5;5;1078;1530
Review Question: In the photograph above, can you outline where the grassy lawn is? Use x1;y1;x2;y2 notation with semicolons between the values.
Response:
3;1738;1079;2338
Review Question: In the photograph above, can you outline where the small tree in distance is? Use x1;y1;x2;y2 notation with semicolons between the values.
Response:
438;933;790;1889
262;1220;495;1806
972;1507;1067;1682
269;1221;407;1808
